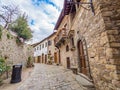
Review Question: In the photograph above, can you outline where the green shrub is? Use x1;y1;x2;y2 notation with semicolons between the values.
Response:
11;36;13;39
26;56;34;68
16;37;21;45
7;33;11;39
0;78;3;85
0;57;6;74
10;15;32;41
0;57;11;80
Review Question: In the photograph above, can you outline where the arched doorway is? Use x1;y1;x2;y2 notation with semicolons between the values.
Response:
38;56;41;63
78;40;91;78
54;52;57;63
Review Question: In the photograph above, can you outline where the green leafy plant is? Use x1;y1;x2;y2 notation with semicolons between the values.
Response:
26;56;34;68
0;57;6;74
0;57;11;73
0;78;3;85
16;37;22;45
0;57;11;79
47;54;53;65
10;14;32;41
7;33;11;39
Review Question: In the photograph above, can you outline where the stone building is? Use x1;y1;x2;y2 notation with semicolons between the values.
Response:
33;38;48;63
54;0;120;90
33;33;58;64
47;32;58;64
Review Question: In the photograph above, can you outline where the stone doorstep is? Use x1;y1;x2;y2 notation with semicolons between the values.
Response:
75;73;95;89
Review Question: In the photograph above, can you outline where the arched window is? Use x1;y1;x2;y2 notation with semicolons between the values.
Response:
66;45;69;52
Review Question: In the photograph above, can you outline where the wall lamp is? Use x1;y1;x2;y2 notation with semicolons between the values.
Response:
70;0;95;15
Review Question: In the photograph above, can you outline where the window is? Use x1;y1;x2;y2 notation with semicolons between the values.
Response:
37;46;39;50
66;45;69;52
40;45;41;50
42;44;44;48
34;48;36;51
45;42;47;47
48;40;52;46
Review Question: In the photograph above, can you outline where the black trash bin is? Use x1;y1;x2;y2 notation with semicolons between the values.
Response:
11;65;22;83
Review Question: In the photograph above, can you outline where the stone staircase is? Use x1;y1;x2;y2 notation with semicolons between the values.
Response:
75;73;96;90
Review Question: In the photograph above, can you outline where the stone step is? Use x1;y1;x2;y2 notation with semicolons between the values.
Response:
75;74;96;90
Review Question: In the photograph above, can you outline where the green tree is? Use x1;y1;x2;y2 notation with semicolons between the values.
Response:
0;5;19;29
11;14;32;40
0;57;10;75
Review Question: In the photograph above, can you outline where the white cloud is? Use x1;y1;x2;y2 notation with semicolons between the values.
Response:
0;0;64;44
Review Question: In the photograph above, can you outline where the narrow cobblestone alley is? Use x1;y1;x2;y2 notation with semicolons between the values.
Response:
17;64;86;90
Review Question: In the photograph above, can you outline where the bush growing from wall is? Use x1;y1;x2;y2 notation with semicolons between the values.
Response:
7;33;11;39
10;15;32;41
0;57;11;84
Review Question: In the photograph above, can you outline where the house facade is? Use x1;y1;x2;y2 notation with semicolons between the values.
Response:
33;33;58;64
47;32;58;64
33;38;48;63
54;0;120;90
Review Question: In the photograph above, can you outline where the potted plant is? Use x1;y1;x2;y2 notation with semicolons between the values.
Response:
71;46;76;51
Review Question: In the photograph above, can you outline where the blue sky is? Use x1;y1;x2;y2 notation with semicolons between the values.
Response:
0;0;64;44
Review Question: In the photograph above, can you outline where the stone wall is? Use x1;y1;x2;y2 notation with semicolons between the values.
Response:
47;33;58;63
59;42;73;68
70;0;120;89
0;29;33;68
100;0;120;89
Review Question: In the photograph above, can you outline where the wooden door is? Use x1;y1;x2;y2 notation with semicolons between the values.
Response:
42;54;44;63
38;56;40;63
40;56;41;63
45;55;47;64
78;41;87;75
67;57;70;69
54;52;57;63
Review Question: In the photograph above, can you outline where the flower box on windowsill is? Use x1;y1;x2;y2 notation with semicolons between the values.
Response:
71;46;76;51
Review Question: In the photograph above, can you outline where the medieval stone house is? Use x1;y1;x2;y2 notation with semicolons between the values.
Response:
47;32;58;64
33;38;48;63
33;32;58;64
54;0;120;90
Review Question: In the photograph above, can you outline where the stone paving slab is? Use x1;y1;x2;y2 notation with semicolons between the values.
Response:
17;64;86;90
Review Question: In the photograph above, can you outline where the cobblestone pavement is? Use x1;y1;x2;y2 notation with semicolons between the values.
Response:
17;64;86;90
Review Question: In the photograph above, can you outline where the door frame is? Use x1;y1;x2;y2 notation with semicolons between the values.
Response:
77;39;92;79
66;57;70;69
54;52;57;63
